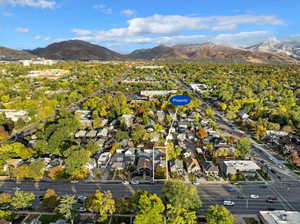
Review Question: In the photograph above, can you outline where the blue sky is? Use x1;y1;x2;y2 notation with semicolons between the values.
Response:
0;0;299;53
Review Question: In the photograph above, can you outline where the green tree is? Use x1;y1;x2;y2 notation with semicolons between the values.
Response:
205;205;234;224
236;137;251;158
132;191;165;224
162;180;201;211
56;195;77;224
65;149;91;178
11;191;35;209
0;210;13;221
167;205;197;224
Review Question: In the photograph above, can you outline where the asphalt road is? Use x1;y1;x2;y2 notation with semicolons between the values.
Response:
1;180;300;214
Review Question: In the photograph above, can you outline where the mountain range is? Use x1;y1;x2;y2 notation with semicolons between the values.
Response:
1;38;300;64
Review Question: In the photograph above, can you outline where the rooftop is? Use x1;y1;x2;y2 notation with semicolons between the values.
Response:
223;160;260;170
259;210;300;224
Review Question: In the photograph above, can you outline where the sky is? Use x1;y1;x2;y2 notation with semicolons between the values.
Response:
0;0;299;53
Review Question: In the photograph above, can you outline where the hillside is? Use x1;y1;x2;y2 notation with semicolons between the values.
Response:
129;43;299;64
0;47;34;60
28;40;123;60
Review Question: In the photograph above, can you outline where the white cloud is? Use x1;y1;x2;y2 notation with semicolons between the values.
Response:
0;0;56;9
16;27;29;33
121;9;137;17
70;14;281;46
1;12;13;16
94;4;112;14
71;29;93;36
34;35;52;41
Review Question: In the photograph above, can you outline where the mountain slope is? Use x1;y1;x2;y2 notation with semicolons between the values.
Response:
248;38;300;58
129;43;299;64
0;47;34;60
29;40;123;60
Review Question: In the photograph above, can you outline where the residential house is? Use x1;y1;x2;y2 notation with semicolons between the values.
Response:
75;130;86;138
0;109;30;122
203;161;219;176
97;128;108;137
219;160;260;177
86;130;97;138
3;159;22;172
137;157;152;175
157;111;165;122
170;159;184;174
122;114;135;128
238;110;249;120
184;156;201;173
97;152;111;168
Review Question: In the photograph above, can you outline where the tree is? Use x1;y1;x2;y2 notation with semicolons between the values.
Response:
56;195;77;224
162;180;201;211
40;189;59;212
167;143;182;161
48;165;65;180
205;107;215;119
11;191;35;209
0;210;13;221
197;128;208;139
236;137;251;158
65;149;90;178
205;205;234;224
167;205;197;224
132;191;165;224
0;193;12;205
85;190;116;223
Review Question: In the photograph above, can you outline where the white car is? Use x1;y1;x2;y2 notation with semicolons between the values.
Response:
250;194;259;199
223;200;235;206
131;180;139;185
192;182;200;186
79;207;86;212
78;195;87;201
71;180;79;184
122;181;130;185
13;187;21;191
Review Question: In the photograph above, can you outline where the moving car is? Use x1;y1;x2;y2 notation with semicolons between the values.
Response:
266;196;277;203
79;207;86;212
192;182;200;186
122;181;130;185
250;194;259;199
223;200;235;206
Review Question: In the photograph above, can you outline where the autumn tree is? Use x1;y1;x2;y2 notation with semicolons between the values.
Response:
197;128;208;139
85;190;116;223
40;189;59;212
236;137;252;158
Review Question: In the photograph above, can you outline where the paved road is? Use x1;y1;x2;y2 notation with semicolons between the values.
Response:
1;181;300;214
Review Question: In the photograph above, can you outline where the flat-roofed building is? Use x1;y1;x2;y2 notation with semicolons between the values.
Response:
259;210;300;224
220;160;260;176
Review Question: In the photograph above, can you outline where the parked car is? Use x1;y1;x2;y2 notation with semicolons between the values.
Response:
192;182;200;186
250;194;259;199
122;181;130;185
131;180;139;185
223;200;235;206
79;207;86;213
0;205;10;210
71;180;79;184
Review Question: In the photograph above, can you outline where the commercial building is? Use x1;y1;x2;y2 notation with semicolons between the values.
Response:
220;160;260;176
259;210;300;224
